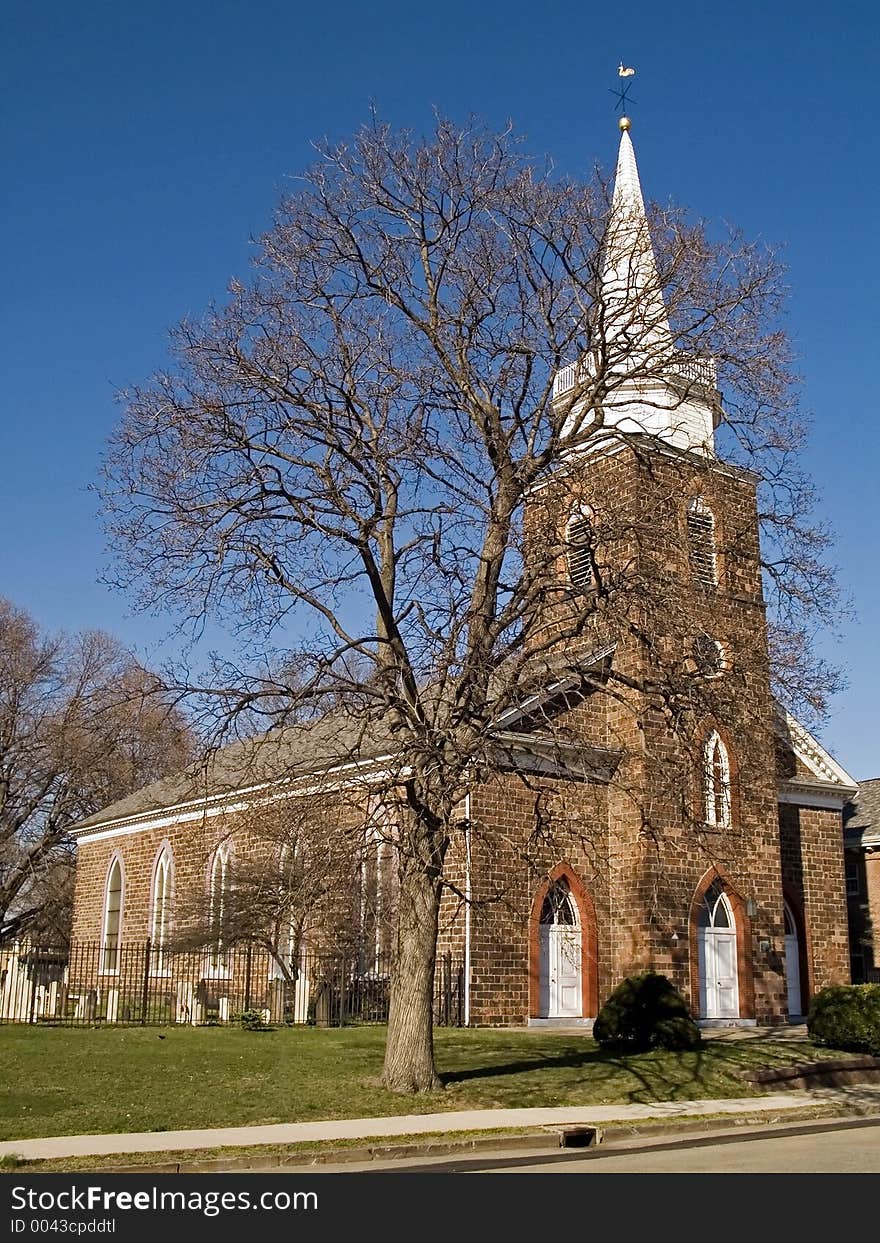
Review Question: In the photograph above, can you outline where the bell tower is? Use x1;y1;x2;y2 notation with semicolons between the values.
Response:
541;118;789;1022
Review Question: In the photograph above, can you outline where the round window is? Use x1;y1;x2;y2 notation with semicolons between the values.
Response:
694;634;725;677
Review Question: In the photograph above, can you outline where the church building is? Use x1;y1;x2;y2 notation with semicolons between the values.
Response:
64;118;859;1030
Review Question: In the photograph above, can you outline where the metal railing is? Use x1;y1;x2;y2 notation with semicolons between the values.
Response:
0;940;465;1028
552;350;717;399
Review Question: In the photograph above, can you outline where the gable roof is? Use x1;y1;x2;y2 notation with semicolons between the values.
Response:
774;704;858;808
70;653;623;840
70;712;398;837
493;642;616;730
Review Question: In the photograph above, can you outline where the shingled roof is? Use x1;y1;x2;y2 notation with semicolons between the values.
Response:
70;712;398;835
844;778;880;848
70;645;621;838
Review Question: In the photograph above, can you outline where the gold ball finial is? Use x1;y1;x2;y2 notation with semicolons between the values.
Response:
619;115;632;132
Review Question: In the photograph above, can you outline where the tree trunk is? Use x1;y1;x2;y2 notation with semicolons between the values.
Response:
382;851;443;1093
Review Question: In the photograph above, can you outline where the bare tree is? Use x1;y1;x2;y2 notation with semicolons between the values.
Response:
101;116;844;1091
0;597;195;942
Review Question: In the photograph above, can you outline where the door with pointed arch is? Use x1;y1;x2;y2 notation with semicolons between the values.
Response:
697;882;739;1019
784;901;803;1018
538;880;582;1018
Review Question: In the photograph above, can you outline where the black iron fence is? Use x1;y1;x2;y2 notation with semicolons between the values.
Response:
0;940;465;1028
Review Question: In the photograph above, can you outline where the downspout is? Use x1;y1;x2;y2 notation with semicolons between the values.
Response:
464;790;472;1027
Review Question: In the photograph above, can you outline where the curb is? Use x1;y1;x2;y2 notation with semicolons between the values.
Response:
11;1102;880;1174
740;1057;880;1090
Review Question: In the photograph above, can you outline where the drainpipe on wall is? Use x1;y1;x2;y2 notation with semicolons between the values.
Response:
464;791;472;1027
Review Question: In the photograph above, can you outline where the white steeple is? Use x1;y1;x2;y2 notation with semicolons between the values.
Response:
556;117;718;456
601;118;673;365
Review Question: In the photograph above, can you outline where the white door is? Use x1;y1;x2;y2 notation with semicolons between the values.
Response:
697;886;740;1019
784;903;802;1017
538;883;583;1018
552;926;582;1016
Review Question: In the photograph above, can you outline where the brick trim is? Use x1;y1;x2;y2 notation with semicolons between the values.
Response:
528;863;599;1019
688;865;754;1019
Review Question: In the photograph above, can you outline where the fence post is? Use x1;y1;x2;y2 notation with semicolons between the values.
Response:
140;939;151;1025
244;944;253;1012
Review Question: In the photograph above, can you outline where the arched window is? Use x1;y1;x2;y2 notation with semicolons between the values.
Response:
539;879;579;927
101;855;124;974
207;841;232;976
358;832;393;975
704;730;732;828
698;879;733;929
272;841;303;980
566;506;595;591
150;845;173;974
687;497;718;586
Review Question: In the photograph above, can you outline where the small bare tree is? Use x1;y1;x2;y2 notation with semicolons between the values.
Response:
0;597;195;942
102;116;844;1091
169;795;375;981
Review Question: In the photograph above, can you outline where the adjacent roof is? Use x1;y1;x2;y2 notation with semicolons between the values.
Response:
844;778;880;849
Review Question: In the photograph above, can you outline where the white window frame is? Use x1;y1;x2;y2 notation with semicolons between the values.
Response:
100;854;125;975
149;843;174;976
704;730;732;828
694;634;726;678
271;841;302;981
206;841;233;979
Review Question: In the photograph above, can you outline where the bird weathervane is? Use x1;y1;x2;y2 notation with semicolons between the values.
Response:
610;62;637;117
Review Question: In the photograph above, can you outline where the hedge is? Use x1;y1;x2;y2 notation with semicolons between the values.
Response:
807;984;880;1055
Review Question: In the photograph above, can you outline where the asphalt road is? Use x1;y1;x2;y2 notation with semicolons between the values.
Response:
482;1123;880;1173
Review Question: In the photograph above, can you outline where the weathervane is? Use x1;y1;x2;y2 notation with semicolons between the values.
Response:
610;61;637;121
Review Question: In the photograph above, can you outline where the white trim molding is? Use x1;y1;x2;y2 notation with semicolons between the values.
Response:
774;704;858;790
71;754;401;845
778;780;856;811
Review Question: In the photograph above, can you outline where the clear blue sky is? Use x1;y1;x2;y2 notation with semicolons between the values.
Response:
2;1;877;777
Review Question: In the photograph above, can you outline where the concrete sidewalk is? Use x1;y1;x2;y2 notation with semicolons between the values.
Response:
4;1084;880;1163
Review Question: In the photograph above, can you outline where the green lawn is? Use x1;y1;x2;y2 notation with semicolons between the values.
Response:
0;1024;835;1142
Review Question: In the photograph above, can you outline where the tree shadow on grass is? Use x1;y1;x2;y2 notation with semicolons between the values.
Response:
440;1041;793;1104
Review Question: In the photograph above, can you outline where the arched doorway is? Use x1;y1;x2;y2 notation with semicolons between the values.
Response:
697;881;740;1019
538;880;582;1018
784;901;803;1018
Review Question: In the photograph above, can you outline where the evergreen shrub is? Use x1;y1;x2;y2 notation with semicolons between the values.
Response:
807;984;880;1055
593;971;701;1052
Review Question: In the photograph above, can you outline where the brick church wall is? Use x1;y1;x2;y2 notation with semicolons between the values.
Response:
458;442;830;1026
780;803;851;994
71;794;377;954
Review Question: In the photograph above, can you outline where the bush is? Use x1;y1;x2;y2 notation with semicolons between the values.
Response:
807;984;880;1055
234;1007;272;1032
593;972;701;1052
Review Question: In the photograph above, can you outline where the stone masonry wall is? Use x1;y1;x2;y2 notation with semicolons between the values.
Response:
780;803;851;994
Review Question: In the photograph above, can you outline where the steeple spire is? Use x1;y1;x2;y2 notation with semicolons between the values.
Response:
601;117;672;361
555;116;718;457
